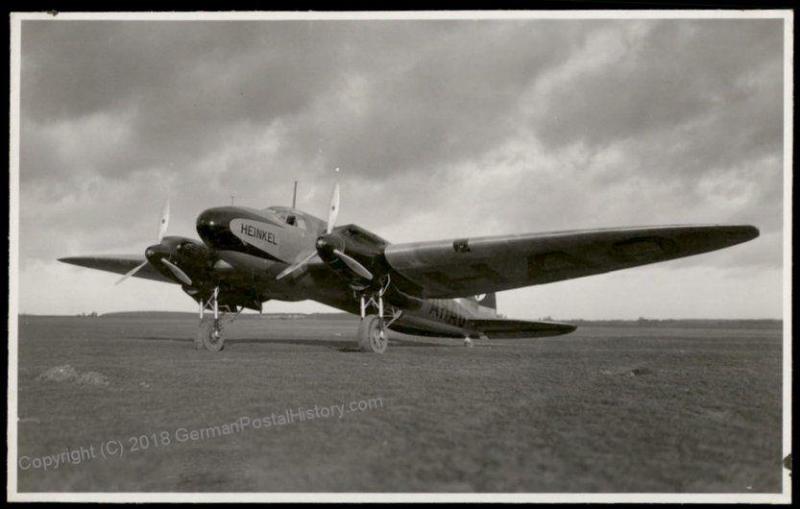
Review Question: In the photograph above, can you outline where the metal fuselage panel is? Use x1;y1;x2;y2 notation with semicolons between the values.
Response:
196;205;494;337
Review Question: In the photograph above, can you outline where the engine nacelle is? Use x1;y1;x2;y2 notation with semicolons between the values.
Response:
315;224;392;288
145;236;216;288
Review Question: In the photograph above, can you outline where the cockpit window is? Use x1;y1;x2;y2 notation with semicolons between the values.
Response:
266;206;309;231
277;211;307;230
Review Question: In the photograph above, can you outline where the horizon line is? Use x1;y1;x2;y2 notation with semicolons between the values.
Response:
16;311;783;322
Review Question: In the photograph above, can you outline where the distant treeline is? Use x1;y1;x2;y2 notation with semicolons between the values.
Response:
18;312;782;328
566;318;782;329
96;311;356;320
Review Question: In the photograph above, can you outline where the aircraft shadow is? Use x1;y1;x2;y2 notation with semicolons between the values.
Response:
133;335;453;351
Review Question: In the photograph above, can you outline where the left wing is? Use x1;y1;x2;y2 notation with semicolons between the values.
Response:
59;255;174;283
385;225;758;299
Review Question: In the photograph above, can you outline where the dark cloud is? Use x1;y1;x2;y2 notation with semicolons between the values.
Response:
533;20;782;149
17;17;785;317
21;20;590;183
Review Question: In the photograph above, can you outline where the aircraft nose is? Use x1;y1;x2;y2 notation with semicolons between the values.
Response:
196;207;242;249
197;208;219;230
197;208;225;243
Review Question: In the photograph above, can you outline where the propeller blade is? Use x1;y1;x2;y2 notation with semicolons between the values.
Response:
276;250;318;280
114;261;149;286
333;249;373;281
116;198;172;286
158;198;170;241
326;182;340;235
161;258;192;286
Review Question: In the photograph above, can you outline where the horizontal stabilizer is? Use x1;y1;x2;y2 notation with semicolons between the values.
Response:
469;318;577;339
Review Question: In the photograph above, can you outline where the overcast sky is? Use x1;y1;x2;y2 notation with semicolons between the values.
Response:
17;16;785;319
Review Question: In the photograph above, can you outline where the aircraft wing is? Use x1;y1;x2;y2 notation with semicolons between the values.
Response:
59;255;174;283
384;225;759;299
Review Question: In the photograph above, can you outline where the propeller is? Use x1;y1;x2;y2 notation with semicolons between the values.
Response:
276;172;372;282
161;258;193;286
115;199;193;286
158;199;170;241
327;181;340;234
115;260;148;286
276;176;341;281
331;248;372;281
276;249;318;280
276;178;340;280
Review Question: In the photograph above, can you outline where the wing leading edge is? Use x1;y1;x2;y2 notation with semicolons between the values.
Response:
59;255;173;283
385;225;759;299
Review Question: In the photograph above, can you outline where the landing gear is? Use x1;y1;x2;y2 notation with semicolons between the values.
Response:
357;277;402;354
196;287;239;352
358;315;388;353
197;316;224;352
194;317;206;350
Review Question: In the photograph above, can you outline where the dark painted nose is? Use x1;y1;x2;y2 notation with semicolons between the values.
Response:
197;207;240;249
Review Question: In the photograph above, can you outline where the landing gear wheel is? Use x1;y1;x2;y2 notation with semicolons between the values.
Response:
199;318;225;352
358;315;388;354
194;318;209;350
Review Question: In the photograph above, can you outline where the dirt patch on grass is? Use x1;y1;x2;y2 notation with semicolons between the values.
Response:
36;365;79;383
76;371;110;386
601;366;653;377
37;365;110;387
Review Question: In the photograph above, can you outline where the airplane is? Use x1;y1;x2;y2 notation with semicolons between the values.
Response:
59;179;760;353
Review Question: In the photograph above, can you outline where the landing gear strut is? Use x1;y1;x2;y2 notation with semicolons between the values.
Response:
357;277;401;354
196;287;240;352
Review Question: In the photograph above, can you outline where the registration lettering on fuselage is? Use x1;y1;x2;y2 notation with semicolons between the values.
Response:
230;218;283;258
426;300;467;328
240;223;277;245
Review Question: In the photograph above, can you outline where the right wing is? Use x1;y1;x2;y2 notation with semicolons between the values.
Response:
59;255;174;283
385;225;759;299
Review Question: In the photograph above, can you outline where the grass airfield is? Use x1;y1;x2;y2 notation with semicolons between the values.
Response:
15;314;783;493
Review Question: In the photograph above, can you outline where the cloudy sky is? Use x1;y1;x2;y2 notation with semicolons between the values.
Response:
16;15;785;319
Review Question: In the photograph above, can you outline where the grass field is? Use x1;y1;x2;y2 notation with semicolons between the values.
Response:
15;314;784;493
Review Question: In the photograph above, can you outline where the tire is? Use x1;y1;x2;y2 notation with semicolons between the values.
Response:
194;318;209;350
358;315;388;354
199;318;225;352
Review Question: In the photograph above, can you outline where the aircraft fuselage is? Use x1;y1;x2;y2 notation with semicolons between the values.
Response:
196;205;497;338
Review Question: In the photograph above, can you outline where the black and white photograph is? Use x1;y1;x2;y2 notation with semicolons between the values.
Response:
7;10;792;502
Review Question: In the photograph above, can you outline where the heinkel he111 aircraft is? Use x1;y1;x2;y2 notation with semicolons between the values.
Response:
60;178;759;353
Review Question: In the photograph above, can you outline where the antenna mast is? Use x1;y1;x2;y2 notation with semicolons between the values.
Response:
292;181;298;209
